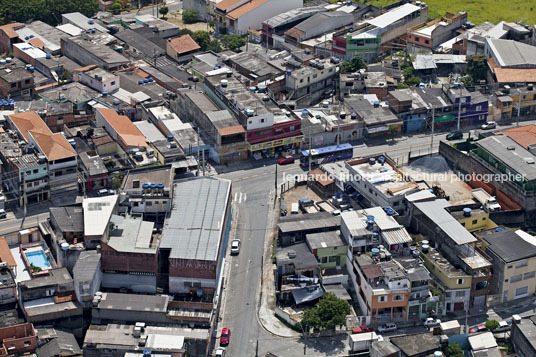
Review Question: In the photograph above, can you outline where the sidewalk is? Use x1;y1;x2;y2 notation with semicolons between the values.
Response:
257;191;300;338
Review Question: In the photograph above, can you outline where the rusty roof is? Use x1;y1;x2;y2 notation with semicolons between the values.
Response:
500;125;536;149
284;27;305;40
167;35;201;55
217;125;245;136
28;37;46;49
361;264;383;280
215;0;242;11
310;168;334;187
0;238;16;267
0;23;23;38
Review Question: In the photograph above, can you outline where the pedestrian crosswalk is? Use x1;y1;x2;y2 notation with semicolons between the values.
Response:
233;192;247;204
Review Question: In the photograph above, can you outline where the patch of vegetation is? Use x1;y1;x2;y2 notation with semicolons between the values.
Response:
447;342;464;357
0;0;98;26
297;293;350;332
485;319;500;331
220;34;246;52
182;9;198;24
159;6;168;18
367;0;536;25
341;54;367;74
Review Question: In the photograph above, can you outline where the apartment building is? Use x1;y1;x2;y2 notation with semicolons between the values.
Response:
82;194;119;249
419;244;471;313
285;59;337;107
347;249;410;325
73;65;120;93
407;12;467;52
478;228;536;303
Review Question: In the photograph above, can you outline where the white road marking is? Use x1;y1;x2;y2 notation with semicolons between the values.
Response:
238;192;243;204
243;193;247;202
234;192;238;202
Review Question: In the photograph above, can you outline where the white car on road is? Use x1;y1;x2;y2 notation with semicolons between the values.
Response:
230;239;241;255
423;318;441;328
377;322;397;333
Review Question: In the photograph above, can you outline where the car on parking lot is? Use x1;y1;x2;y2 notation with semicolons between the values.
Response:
215;347;226;356
220;328;231;346
423;318;441;328
469;324;487;334
447;131;463;140
377;323;397;333
481;121;497;130
278;155;295;165
494;320;512;333
230;240;241;255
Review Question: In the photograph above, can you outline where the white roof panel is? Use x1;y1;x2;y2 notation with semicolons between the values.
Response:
366;3;420;29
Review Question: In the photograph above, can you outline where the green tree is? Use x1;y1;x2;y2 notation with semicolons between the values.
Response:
159;6;169;18
466;54;487;83
60;70;72;81
460;74;473;87
177;28;193;36
112;176;123;190
192;30;211;51
220;34;246;51
111;1;122;14
298;293;350;331
207;39;222;53
341;54;367;73
447;342;464;357
0;0;98;26
182;9;198;24
485;319;500;331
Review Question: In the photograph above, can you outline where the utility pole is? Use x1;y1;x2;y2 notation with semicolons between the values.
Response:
307;125;312;189
196;127;200;176
457;84;462;131
517;88;522;127
430;106;435;155
202;148;205;176
337;104;341;147
275;160;278;196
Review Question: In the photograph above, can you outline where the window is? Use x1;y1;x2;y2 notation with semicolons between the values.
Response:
329;68;333;72
415;37;420;42
10;83;16;88
23;341;31;347
146;202;152;206
445;292;452;298
300;79;303;83
515;286;529;298
111;81;116;86
503;290;508;301
511;274;523;283
329;256;337;262
154;201;159;204
461;222;465;227
508;265;513;269
33;169;38;174
457;279;464;285
524;272;535;280
162;200;168;204
516;260;528;268
472;219;477;225
321;257;328;263
393;201;399;207
482;217;486;220
24;79;30;84
476;105;481;111
313;74;317;79
261;118;265;123
393;294;404;301
133;202;139;207
455;291;465;297
378;296;387;302
424;39;429;44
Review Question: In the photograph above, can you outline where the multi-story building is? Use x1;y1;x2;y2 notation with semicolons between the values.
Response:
332;3;427;62
7;111;77;197
0;323;37;355
72;250;101;309
95;107;148;153
82;194;119;249
0;66;34;99
159;177;231;295
344;96;403;137
405;263;441;320
285;11;353;46
445;85;489;127
478;228;536;303
345;155;420;215
305;231;347;270
48;206;84;243
341;207;413;255
73;65;120;93
347;249;411;325
214;0;302;35
284;59;337;107
0;132;50;206
101;215;158;294
419;244;471;313
79;151;109;192
61;35;129;71
120;165;173;223
485;38;536;85
406;12;467;52
410;198;491;308
261;6;326;47
0;264;17;306
176;89;247;163
18;267;82;327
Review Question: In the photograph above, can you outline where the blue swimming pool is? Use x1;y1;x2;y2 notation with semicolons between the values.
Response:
25;250;51;269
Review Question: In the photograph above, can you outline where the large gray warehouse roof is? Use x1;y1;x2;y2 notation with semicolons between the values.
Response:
160;177;231;261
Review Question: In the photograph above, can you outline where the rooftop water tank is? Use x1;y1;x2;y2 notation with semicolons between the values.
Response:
102;91;108;96
371;248;379;256
150;183;157;189
463;207;472;217
158;183;165;189
422;244;430;254
142;183;150;190
5;58;11;63
147;77;154;82
138;80;144;85
495;227;504;232
28;66;34;72
220;79;228;87
88;19;94;24
143;79;149;84
91;28;96;33
167;134;174;141
367;215;375;225
421;240;429;245
285;69;292;75
61;242;69;251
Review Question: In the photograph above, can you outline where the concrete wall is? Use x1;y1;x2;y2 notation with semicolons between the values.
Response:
102;272;156;294
183;0;208;21
169;276;216;294
232;0;302;35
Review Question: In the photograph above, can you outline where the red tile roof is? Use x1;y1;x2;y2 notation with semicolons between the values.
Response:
0;237;16;268
96;108;147;148
167;35;201;55
227;0;271;20
0;23;23;38
215;0;242;11
499;125;536;149
218;125;245;136
9;111;50;141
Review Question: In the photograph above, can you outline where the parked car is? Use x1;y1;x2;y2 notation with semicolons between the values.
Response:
215;347;226;356
230;240;241;255
98;188;110;196
0;209;6;220
331;210;341;216
446;131;463;140
278;155;295;165
481;121;497;130
220;328;231;346
494;320;512;333
423;318;441;328
352;326;375;334
377;323;397;333
469;324;487;334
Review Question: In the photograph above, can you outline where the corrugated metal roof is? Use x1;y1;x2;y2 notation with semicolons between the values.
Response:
413;199;476;245
366;3;420;29
160;177;231;261
382;228;412;246
477;135;536;181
